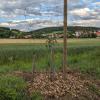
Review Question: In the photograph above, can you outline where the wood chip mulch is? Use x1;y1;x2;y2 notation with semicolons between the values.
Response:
25;72;100;99
13;70;100;99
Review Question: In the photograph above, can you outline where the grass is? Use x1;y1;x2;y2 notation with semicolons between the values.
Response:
0;39;100;78
68;47;100;78
0;75;28;100
0;39;100;99
0;45;100;77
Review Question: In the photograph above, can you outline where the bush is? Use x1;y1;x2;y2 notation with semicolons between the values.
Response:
79;33;97;38
0;76;28;100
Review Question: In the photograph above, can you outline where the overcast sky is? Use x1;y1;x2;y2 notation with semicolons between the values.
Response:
0;0;100;31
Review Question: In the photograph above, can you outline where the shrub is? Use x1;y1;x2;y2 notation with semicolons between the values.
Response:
0;76;28;100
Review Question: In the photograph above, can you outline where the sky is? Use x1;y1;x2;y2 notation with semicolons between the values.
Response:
0;0;100;31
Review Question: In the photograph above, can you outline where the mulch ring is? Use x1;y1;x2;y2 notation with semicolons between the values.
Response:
14;70;100;100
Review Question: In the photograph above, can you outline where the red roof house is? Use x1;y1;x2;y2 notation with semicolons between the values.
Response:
96;32;100;37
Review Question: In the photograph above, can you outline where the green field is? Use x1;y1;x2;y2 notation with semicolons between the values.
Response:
0;39;100;99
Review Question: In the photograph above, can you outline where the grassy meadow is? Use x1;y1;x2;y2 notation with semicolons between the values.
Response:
0;38;100;99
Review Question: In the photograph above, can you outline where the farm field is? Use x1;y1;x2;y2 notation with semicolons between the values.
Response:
0;38;100;45
0;38;100;99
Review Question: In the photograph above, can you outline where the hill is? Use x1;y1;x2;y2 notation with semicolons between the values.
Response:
28;26;100;38
29;26;100;33
0;26;100;38
0;27;27;38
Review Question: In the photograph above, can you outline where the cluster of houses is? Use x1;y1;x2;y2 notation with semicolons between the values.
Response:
10;35;32;39
10;30;100;39
75;30;100;38
42;30;100;38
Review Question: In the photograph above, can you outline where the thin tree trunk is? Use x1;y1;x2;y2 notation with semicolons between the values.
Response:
50;45;55;81
32;55;36;80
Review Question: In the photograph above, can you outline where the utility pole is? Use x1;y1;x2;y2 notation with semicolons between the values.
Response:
63;0;67;76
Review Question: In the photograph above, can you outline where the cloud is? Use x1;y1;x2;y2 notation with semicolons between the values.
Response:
70;8;90;17
0;0;100;31
94;2;100;6
0;18;63;31
0;0;63;18
73;19;100;27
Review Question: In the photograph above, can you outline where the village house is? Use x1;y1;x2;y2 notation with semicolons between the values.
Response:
75;30;83;38
9;36;16;39
75;30;97;38
23;35;32;39
96;31;100;37
42;33;63;38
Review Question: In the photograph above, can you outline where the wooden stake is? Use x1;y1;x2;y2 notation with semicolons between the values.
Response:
32;55;36;79
50;45;55;81
63;0;67;77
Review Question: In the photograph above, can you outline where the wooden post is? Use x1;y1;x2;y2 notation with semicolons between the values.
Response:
63;0;67;77
32;55;36;79
50;44;55;81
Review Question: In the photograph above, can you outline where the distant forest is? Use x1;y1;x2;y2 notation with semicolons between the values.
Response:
0;26;100;38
